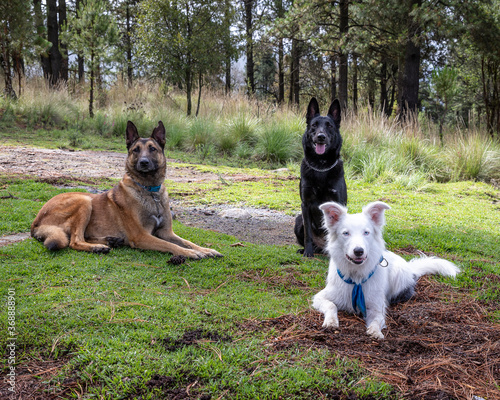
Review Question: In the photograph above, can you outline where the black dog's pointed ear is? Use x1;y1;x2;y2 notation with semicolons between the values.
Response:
151;121;166;149
126;121;140;149
328;99;341;127
306;98;320;124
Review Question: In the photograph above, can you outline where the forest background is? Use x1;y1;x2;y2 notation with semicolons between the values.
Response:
0;0;500;183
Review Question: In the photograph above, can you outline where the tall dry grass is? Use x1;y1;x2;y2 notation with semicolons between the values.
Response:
1;78;499;183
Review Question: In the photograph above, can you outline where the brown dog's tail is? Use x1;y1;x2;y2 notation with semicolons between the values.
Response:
31;224;69;251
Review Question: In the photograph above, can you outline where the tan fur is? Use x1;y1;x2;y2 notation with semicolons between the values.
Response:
31;121;222;259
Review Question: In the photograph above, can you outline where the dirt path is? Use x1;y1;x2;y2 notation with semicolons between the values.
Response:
0;145;296;247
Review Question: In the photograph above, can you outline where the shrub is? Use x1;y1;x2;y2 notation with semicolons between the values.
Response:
256;123;301;164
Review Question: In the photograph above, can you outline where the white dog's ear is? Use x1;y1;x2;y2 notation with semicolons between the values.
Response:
320;202;347;229
362;202;391;227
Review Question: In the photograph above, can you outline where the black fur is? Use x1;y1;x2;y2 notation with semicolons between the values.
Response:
294;98;347;257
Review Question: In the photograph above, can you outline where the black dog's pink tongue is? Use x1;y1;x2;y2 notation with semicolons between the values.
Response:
315;143;326;155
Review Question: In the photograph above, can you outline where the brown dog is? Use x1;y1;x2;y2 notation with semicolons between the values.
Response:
31;121;222;259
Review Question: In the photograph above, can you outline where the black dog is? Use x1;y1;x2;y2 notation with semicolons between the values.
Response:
294;98;347;257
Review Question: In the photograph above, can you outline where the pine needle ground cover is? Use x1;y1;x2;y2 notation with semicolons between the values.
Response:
0;163;499;399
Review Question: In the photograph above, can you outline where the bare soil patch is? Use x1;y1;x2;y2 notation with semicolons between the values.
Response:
0;356;82;400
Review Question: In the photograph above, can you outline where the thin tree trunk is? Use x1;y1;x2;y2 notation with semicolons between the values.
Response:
59;0;68;82
76;0;85;83
276;0;284;104
338;0;348;109
352;53;358;112
126;0;133;88
224;0;232;95
330;55;337;102
380;61;388;115
89;51;94;118
186;68;192;116
278;37;284;104
292;39;300;105
196;71;202;117
244;0;255;95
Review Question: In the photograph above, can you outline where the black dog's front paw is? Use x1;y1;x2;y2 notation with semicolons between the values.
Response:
296;248;305;255
106;236;125;248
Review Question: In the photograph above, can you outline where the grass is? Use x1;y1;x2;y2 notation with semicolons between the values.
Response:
0;171;499;398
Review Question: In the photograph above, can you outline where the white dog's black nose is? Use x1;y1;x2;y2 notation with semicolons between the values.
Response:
353;247;364;257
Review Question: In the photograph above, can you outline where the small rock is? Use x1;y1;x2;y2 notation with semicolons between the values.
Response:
219;208;252;219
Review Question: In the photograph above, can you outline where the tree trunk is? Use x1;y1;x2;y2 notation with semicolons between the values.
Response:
352;53;358;112
330;55;337;102
338;0;348;109
380;61;389;115
292;39;300;105
89;51;94;118
76;0;85;83
186;68;192;116
59;0;68;82
398;0;422;120
278;37;284;104
244;0;255;95
1;41;17;99
276;0;284;104
46;0;62;87
224;0;232;95
12;51;24;97
126;0;133;88
34;0;48;79
196;71;202;117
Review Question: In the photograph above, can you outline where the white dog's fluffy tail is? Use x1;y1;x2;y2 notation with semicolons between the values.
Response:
408;256;460;279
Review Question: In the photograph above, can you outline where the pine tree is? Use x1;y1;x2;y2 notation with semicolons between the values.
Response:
62;0;119;117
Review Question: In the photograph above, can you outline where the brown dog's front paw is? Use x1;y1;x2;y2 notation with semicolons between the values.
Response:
92;245;111;254
205;248;223;258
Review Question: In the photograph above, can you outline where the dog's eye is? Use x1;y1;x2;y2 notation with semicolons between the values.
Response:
342;231;350;237
312;122;317;129
364;230;370;236
149;145;157;152
132;147;140;153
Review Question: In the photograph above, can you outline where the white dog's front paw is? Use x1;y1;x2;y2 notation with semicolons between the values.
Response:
366;325;384;340
322;312;339;329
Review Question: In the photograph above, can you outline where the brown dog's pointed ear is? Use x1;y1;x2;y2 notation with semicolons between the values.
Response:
151;121;166;149
306;98;320;124
328;99;341;128
126;121;140;149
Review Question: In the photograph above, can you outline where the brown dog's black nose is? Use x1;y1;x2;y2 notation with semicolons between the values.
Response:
139;158;151;169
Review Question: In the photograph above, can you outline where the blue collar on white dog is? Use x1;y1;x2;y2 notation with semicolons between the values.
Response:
337;256;384;318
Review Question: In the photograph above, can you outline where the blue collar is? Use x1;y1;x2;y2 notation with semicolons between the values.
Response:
133;181;162;193
337;256;384;318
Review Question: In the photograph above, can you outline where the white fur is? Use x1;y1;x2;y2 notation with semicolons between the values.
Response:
312;201;459;339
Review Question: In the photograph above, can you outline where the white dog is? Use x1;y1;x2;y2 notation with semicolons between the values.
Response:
312;201;459;339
